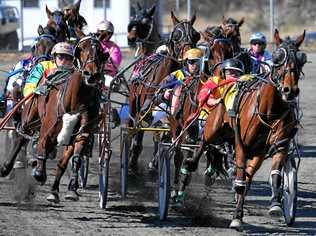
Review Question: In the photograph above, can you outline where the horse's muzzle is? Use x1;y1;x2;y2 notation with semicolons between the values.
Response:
281;86;300;101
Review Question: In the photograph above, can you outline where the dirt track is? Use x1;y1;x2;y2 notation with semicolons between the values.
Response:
0;53;315;235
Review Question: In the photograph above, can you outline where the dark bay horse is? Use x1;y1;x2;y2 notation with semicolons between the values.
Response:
180;29;306;230
221;16;244;54
128;12;200;172
128;4;161;56
60;0;87;41
32;33;107;192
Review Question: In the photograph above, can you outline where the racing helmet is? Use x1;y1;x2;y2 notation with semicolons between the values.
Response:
183;48;203;60
221;58;245;74
249;32;267;46
51;42;74;57
96;20;114;33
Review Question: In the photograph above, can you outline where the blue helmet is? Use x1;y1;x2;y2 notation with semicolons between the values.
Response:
249;32;267;45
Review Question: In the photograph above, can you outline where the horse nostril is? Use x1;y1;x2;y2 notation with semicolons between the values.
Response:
282;87;290;94
83;71;91;77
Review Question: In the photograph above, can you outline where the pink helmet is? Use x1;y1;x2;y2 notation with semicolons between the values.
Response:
96;20;114;33
51;42;74;57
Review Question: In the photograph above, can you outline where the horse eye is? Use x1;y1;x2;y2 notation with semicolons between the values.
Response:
173;30;182;41
141;18;149;24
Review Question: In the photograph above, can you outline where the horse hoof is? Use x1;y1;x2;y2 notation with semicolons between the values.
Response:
0;163;12;177
148;161;158;172
269;205;283;217
31;168;47;185
47;193;60;204
65;191;79;201
129;162;138;174
229;219;243;231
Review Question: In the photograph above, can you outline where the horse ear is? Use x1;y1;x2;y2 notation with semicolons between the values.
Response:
238;17;245;27
75;27;85;39
171;11;180;25
222;15;227;24
146;5;156;17
74;0;81;12
38;25;44;35
274;29;282;46
295;30;306;48
45;5;53;19
137;2;142;11
190;14;196;25
201;31;209;41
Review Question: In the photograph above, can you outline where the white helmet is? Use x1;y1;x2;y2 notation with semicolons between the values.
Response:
249;32;267;46
96;20;114;33
51;42;74;57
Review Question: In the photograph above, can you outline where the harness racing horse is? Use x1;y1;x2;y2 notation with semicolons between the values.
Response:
43;6;69;43
199;26;234;75
221;16;244;54
128;12;200;173
166;34;235;203
0;7;69;178
180;29;306;230
128;3;160;56
32;33;107;191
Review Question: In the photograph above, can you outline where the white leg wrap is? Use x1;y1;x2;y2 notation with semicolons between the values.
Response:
57;113;80;146
270;169;282;176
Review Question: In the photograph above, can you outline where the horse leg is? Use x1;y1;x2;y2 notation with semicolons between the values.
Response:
47;146;74;203
129;130;144;173
65;135;88;201
230;140;247;230
33;118;60;184
245;156;265;191
268;150;287;217
171;147;185;204
0;135;27;177
148;131;160;171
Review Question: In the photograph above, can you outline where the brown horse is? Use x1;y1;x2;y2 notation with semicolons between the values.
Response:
0;7;69;178
164;33;235;203
127;4;160;56
179;29;306;230
199;26;234;75
31;33;107;194
221;16;244;54
60;0;87;41
128;12;200;172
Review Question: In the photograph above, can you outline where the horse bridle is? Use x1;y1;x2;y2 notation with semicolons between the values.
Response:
32;33;57;64
169;20;197;59
74;35;104;84
271;46;303;88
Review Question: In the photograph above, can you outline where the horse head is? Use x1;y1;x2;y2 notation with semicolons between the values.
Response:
74;29;108;85
201;26;234;75
127;4;157;48
61;0;81;21
169;11;200;60
272;29;306;101
31;25;58;64
221;16;244;53
45;5;69;41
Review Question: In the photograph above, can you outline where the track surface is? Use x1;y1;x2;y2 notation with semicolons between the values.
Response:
0;54;315;235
